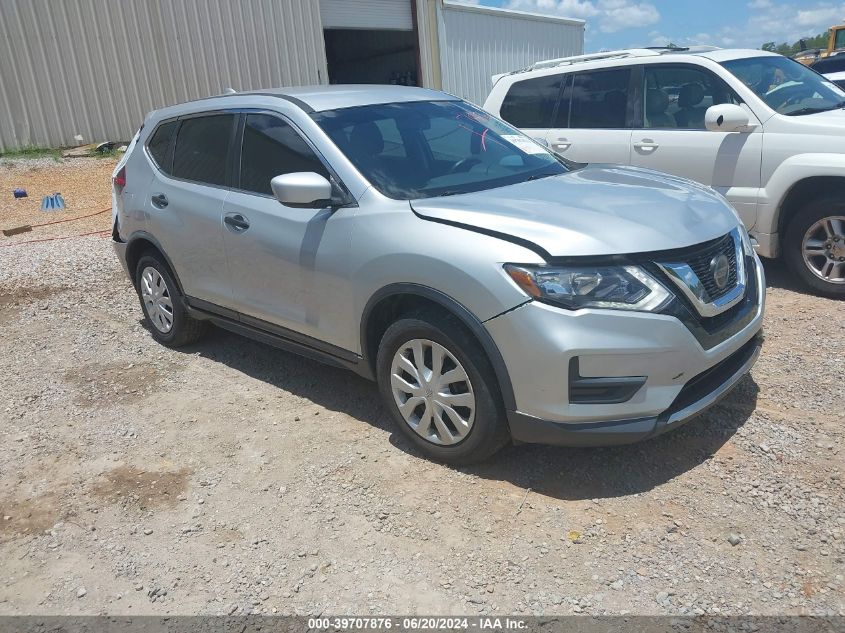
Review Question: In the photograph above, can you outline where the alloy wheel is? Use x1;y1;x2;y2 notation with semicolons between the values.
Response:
389;338;475;445
802;215;845;284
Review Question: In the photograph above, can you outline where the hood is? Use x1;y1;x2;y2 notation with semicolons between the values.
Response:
783;107;845;128
410;165;739;258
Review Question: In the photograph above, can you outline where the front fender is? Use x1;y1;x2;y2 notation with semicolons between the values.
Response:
760;153;845;235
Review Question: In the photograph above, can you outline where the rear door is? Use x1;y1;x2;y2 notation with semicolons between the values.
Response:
146;112;236;308
544;67;634;164
221;112;355;349
627;63;763;227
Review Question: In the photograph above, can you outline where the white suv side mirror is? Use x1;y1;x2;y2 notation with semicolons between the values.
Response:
705;104;753;133
271;172;333;207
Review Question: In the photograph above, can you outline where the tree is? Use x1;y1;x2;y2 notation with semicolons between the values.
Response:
760;32;829;56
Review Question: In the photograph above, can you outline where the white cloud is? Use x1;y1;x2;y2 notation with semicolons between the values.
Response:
636;1;845;50
506;0;659;33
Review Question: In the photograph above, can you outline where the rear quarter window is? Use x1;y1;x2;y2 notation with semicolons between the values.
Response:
499;74;563;128
146;120;177;172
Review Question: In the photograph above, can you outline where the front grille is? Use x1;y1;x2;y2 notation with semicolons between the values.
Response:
681;232;738;301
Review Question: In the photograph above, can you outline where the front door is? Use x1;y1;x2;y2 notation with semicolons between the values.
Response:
628;64;763;228
221;113;355;350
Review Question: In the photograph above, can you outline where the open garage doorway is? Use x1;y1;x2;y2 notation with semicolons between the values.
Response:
324;28;420;86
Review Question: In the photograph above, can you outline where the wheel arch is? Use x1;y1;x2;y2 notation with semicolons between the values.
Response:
360;284;517;412
125;231;184;292
777;176;845;238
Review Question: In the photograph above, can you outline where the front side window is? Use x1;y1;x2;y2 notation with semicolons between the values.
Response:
567;68;631;129
499;74;563;128
312;100;567;200
147;120;177;171
721;55;845;115
239;114;329;195
172;114;235;186
835;28;845;51
642;65;740;129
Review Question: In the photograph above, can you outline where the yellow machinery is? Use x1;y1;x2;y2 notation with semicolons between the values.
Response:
794;24;845;65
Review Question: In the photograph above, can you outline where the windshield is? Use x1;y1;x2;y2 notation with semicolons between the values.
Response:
312;100;567;199
721;55;845;116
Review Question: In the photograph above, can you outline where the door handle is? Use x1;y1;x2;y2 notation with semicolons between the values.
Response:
224;213;250;233
151;193;168;209
633;139;659;151
552;137;571;151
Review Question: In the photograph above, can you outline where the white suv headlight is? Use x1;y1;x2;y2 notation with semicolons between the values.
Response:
505;264;671;312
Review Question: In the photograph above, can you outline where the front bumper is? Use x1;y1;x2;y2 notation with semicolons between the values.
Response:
506;332;762;446
484;253;765;446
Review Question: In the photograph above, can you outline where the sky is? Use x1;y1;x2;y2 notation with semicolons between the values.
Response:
461;0;845;52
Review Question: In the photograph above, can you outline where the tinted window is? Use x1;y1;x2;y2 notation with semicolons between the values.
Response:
643;65;740;129
569;68;630;129
239;114;329;196
147;120;177;171
500;74;562;128
172;114;234;186
313;100;566;200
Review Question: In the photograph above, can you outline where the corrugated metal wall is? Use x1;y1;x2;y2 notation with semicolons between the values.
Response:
0;0;327;151
436;1;584;105
320;0;412;30
415;0;441;90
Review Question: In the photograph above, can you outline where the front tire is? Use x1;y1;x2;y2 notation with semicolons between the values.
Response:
135;253;207;347
376;310;509;465
783;198;845;297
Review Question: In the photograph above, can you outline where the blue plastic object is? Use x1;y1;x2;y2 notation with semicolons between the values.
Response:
13;187;27;198
41;192;66;212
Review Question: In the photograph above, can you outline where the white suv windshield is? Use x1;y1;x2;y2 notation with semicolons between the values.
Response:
721;55;845;116
312;100;567;199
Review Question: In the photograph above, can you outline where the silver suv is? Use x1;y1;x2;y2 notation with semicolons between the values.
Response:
111;85;764;464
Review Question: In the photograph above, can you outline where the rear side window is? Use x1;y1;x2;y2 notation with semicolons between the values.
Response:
172;114;235;186
568;68;631;129
147;120;177;171
239;114;329;196
499;74;562;128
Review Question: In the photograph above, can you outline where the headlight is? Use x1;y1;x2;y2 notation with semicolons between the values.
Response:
504;264;671;312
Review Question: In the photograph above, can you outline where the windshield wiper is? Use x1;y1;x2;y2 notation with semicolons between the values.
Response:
525;172;560;182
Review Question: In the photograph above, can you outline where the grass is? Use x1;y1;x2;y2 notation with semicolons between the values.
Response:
0;146;62;161
92;148;123;160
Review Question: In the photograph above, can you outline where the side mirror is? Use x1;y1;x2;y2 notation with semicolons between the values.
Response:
705;104;753;133
270;172;333;207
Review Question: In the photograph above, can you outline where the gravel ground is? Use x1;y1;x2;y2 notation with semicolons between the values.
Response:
0;160;843;617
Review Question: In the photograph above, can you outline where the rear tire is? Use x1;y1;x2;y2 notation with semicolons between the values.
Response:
783;198;845;298
135;253;207;347
376;310;509;465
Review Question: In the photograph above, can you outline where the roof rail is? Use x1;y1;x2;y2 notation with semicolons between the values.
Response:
521;48;660;73
513;45;722;76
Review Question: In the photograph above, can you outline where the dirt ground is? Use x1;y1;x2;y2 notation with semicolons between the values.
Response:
0;158;842;616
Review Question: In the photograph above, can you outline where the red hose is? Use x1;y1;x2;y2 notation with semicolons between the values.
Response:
29;207;110;228
0;229;110;248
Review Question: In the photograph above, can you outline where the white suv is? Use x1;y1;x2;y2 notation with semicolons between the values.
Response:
484;46;845;296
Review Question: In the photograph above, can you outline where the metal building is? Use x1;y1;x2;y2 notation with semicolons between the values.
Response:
0;0;584;151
